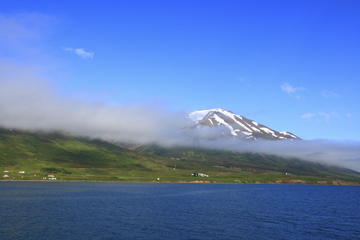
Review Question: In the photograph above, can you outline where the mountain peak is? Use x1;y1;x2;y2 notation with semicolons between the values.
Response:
189;109;300;140
189;108;233;122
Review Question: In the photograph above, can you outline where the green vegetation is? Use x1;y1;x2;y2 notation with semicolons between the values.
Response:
0;128;359;185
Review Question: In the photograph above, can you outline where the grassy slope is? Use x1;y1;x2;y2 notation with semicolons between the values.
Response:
0;128;359;184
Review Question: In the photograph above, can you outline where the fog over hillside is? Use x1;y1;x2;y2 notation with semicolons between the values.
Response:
1;62;360;171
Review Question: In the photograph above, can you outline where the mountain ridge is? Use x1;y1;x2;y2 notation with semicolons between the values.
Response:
0;128;359;184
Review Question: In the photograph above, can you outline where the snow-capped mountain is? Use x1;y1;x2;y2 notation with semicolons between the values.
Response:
189;108;300;140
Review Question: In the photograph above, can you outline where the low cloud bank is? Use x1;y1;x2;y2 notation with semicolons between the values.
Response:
1;63;360;172
193;138;360;172
0;64;187;144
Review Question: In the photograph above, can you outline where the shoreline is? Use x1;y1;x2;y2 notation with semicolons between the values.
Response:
1;179;359;186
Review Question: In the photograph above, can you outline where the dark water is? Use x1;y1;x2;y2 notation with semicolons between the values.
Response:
0;182;359;240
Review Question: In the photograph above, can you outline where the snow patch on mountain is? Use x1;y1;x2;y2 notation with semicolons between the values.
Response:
189;108;300;141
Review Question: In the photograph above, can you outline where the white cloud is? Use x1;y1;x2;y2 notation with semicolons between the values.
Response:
1;62;360;172
346;113;353;119
300;113;316;119
64;47;94;59
321;90;340;98
301;112;342;121
0;13;53;43
0;13;56;62
319;112;339;121
281;82;304;94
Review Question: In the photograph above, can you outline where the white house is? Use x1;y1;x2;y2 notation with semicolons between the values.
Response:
198;173;209;177
47;174;57;180
3;174;9;178
191;172;209;177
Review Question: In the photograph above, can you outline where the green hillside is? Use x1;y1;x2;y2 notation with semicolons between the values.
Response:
0;128;359;184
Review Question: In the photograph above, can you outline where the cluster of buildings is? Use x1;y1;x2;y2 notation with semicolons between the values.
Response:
2;170;26;178
3;170;9;178
191;172;209;177
43;174;57;180
2;170;56;180
3;170;25;178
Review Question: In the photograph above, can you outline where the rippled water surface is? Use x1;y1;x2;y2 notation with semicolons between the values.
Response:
0;182;359;240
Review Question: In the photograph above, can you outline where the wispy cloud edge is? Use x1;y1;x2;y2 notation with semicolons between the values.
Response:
64;47;94;59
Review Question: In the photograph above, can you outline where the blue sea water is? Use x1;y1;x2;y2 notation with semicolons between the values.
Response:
0;182;359;240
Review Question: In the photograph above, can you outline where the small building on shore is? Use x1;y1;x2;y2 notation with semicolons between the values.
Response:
47;174;57;180
192;172;209;177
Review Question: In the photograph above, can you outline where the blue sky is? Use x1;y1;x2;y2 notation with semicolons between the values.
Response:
1;0;360;140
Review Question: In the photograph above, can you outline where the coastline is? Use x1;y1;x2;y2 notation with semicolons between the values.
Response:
1;179;359;186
